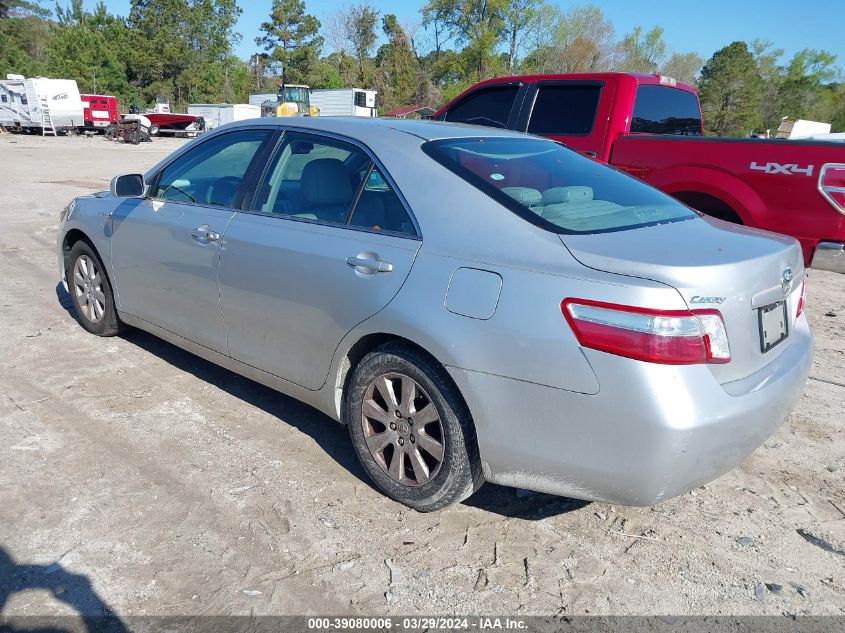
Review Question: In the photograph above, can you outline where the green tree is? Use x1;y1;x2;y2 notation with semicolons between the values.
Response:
777;49;839;121
375;14;419;110
0;0;47;19
752;40;785;131
615;25;666;72
346;2;378;85
661;51;703;86
125;0;243;108
422;0;507;80
0;0;49;77
47;1;133;101
502;0;542;71
520;4;615;74
698;41;762;136
257;0;322;86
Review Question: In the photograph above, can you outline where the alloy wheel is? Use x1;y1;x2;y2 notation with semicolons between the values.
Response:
72;254;106;323
361;373;445;486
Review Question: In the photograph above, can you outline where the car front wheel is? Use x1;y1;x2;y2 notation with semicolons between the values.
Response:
346;342;483;511
66;241;123;337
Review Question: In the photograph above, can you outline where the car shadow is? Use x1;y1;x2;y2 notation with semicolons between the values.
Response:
56;282;590;519
463;484;590;519
0;546;127;633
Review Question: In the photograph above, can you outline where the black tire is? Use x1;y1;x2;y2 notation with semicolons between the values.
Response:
66;241;124;337
346;342;483;511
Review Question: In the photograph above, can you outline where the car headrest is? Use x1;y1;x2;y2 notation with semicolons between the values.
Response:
542;186;594;205
501;187;542;207
301;159;353;205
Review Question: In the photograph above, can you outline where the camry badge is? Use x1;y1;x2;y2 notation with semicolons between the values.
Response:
782;268;793;295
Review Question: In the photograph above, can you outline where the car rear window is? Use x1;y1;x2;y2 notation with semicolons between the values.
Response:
630;85;702;136
422;137;697;234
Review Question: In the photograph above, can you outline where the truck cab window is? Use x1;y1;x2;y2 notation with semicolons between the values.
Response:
527;84;601;136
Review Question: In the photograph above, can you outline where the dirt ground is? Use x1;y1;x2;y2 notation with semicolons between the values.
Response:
0;133;843;619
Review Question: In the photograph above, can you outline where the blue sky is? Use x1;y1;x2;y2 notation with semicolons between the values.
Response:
82;0;844;67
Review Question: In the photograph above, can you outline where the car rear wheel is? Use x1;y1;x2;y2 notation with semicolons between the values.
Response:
346;342;483;511
66;241;123;337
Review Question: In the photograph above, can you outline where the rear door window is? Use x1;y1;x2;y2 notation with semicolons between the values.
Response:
348;167;416;235
527;84;601;135
443;85;520;129
630;85;702;136
251;133;367;224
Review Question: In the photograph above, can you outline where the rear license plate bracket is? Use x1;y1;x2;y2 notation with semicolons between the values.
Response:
758;301;789;353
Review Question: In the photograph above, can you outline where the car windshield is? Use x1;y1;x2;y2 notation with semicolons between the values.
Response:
422;137;697;234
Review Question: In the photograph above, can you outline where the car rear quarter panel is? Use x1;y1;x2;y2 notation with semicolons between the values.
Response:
335;136;695;400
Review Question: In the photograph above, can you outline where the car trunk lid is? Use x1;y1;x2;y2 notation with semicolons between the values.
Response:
559;217;806;384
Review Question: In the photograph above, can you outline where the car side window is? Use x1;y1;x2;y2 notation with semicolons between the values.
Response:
527;84;601;135
348;167;416;235
252;133;368;224
154;129;270;207
443;85;519;129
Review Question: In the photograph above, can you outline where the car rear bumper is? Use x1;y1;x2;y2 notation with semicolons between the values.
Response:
448;315;812;505
810;241;845;273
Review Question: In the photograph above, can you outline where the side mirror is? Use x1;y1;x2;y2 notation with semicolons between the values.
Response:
110;174;146;198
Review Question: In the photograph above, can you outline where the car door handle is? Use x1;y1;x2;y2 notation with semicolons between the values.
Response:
346;255;393;273
191;225;220;242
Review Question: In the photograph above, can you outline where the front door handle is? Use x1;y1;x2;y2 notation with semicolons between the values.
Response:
191;224;221;242
346;255;393;273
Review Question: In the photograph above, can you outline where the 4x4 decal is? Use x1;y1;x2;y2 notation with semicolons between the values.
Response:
750;162;814;176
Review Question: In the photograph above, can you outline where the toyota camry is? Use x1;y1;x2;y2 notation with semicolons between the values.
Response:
58;117;813;511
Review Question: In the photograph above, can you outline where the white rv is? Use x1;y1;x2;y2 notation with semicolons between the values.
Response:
0;74;85;133
309;89;377;117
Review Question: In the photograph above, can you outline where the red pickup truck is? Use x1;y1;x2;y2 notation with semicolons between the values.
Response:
434;73;845;272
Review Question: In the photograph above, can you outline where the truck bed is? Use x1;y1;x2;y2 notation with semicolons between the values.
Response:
610;135;845;265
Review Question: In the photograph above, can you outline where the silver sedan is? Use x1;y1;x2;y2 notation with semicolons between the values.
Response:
57;118;813;511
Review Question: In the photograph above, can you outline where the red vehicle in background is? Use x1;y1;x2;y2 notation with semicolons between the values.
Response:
435;73;845;271
80;94;119;132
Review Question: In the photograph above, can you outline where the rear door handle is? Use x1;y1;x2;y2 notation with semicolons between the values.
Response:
346;255;393;273
191;224;220;242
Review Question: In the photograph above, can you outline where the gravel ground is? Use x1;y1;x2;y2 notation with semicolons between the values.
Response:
0;133;843;618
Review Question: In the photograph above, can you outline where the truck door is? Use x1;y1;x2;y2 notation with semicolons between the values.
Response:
516;80;612;160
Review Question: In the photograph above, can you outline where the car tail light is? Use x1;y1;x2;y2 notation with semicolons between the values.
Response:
796;279;806;317
819;163;845;214
561;299;730;365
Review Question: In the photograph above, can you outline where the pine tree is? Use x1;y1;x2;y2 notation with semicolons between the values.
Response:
698;42;763;136
256;0;322;86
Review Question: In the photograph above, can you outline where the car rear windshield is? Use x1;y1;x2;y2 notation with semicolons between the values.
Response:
630;85;702;136
422;137;697;234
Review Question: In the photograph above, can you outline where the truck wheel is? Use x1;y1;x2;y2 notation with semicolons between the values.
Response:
346;342;483;511
66;241;124;337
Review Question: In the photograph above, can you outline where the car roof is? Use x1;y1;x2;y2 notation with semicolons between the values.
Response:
232;115;528;142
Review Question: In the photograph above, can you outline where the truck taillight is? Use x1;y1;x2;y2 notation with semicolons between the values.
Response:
561;299;730;365
819;163;845;214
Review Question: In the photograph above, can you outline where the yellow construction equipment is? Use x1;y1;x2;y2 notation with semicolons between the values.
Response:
261;84;320;118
